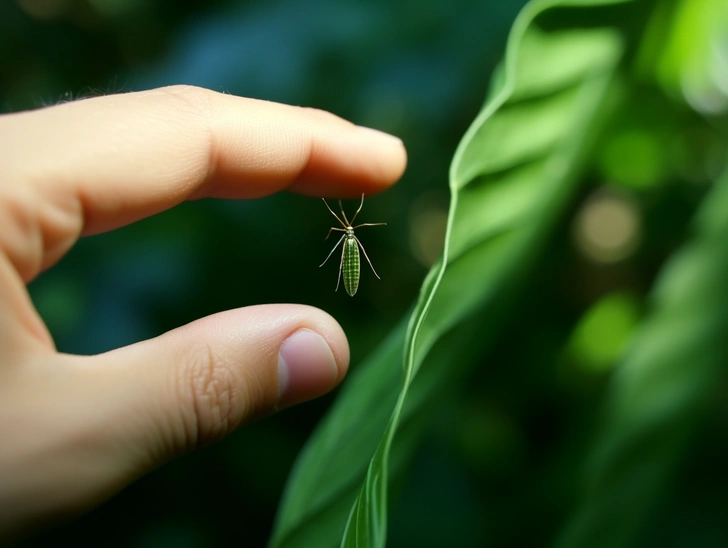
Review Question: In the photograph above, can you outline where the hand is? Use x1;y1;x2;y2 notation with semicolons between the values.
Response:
0;85;406;538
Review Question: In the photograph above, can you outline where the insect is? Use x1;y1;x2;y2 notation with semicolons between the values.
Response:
319;193;386;296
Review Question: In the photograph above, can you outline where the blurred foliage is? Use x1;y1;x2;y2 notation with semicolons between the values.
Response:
272;1;627;545
4;0;728;546
273;0;728;546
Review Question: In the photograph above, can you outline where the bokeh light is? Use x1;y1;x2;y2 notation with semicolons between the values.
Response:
573;188;642;264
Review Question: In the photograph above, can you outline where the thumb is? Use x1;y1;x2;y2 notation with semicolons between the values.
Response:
3;304;347;534
105;304;348;457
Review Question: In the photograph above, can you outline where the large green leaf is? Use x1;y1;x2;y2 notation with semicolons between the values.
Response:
555;167;728;547
270;1;632;546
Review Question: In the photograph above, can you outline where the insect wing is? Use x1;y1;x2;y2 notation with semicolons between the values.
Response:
342;237;360;297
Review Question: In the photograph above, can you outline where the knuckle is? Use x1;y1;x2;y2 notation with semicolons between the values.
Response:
159;84;216;115
154;85;218;197
301;106;347;126
176;342;248;448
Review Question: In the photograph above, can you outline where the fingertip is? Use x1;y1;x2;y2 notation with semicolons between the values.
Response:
355;125;405;150
287;123;407;199
352;125;407;194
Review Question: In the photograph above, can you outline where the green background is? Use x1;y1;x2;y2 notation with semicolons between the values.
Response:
5;0;728;546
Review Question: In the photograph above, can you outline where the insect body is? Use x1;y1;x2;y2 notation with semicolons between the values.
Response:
320;194;386;296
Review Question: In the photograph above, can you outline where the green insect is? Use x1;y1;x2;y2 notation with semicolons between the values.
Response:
320;194;386;296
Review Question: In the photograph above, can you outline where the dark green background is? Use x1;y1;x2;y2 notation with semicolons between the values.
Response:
5;0;728;546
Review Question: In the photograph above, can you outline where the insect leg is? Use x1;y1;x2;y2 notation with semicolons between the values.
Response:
352;222;387;229
335;241;346;292
339;199;350;226
349;193;365;225
322;198;347;228
324;227;346;241
353;235;381;279
320;234;346;267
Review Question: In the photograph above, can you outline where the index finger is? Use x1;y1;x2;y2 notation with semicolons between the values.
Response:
0;85;406;237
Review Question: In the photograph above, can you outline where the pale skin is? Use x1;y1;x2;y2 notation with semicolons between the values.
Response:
0;85;406;539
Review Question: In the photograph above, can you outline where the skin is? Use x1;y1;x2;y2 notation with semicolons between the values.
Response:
0;85;407;539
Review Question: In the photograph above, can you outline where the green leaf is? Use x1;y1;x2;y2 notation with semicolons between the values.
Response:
555;166;728;547
270;1;631;546
270;321;406;548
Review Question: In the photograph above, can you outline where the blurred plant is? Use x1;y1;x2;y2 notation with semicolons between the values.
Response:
271;0;728;547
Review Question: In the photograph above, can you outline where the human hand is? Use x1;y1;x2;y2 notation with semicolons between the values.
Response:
0;85;406;538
